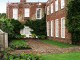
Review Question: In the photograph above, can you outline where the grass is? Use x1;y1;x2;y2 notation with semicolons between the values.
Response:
41;52;80;60
41;40;75;48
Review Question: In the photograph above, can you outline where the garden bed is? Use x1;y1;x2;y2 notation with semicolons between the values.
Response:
9;40;31;50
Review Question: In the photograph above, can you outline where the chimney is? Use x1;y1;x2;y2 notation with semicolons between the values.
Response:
20;0;26;3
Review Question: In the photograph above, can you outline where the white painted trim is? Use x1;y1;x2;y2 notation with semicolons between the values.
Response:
61;0;65;9
51;20;54;37
51;3;53;13
13;8;18;19
55;19;59;37
61;17;65;38
36;8;42;19
24;8;30;17
55;0;58;11
47;21;49;36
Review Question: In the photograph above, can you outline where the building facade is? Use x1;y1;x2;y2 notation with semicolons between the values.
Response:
46;0;71;44
7;0;72;43
6;0;46;38
7;0;46;23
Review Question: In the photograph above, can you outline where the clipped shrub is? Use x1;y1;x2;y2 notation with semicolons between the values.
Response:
9;40;31;49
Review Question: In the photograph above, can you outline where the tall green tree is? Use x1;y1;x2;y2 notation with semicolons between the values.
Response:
66;0;80;44
0;18;24;39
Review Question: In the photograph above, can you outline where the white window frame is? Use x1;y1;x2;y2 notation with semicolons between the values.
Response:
55;19;59;37
51;20;54;37
24;8;30;17
51;3;53;13
61;17;65;38
61;0;65;9
13;8;18;19
47;6;49;15
36;8;42;19
47;21;49;36
55;0;58;11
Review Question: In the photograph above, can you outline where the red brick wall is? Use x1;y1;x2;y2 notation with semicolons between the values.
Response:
46;0;72;44
7;2;46;23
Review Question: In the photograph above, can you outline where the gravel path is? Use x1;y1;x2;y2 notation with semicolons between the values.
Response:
12;40;80;54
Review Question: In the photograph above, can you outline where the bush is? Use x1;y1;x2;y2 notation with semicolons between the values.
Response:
9;40;31;49
38;35;46;39
4;53;41;60
32;34;37;38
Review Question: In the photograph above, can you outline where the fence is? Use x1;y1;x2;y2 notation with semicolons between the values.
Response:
0;30;8;51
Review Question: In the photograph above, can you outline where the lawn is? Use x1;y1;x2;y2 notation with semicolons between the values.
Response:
41;40;75;48
41;52;80;60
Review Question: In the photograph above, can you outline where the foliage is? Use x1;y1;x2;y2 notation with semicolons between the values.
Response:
4;53;41;60
38;35;46;39
0;18;24;39
0;13;6;19
0;18;14;38
25;14;47;39
41;40;75;48
66;0;80;44
9;40;31;49
32;34;37;38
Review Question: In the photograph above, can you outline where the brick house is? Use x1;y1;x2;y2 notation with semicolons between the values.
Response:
46;0;72;44
7;0;46;23
6;0;46;38
7;0;72;43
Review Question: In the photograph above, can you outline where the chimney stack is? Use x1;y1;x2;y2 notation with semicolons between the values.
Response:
20;0;26;3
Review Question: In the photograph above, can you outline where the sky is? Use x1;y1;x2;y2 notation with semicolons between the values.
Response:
0;0;47;13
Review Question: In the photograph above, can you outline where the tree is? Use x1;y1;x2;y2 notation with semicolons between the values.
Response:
0;13;6;19
0;18;24;40
66;0;80;44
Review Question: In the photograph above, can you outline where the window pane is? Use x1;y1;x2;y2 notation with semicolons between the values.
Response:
36;8;42;19
55;19;59;37
61;17;65;38
13;8;18;19
24;8;30;17
55;0;58;11
51;3;53;13
61;0;65;9
51;20;54;37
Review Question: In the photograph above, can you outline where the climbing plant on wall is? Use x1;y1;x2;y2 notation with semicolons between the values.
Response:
66;0;80;44
25;14;47;39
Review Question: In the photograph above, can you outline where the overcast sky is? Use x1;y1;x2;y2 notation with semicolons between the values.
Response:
0;0;47;13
